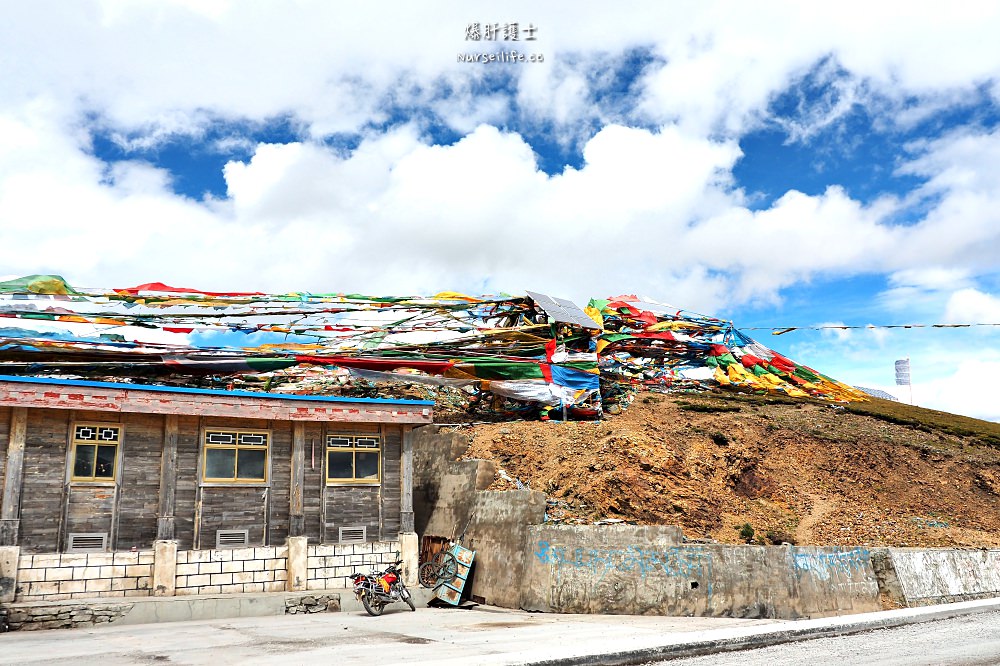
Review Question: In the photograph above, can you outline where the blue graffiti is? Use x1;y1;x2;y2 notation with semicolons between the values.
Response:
533;541;712;582
792;548;869;581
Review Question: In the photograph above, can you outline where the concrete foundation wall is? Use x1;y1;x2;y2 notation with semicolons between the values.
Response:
306;541;399;591
10;539;400;603
521;525;881;619
17;550;155;601
886;548;1000;606
174;546;288;596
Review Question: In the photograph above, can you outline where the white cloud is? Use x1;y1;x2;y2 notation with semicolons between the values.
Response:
944;289;1000;324
3;1;1000;422
915;358;1000;423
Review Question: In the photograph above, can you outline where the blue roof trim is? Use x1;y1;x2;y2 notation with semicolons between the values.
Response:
0;374;435;406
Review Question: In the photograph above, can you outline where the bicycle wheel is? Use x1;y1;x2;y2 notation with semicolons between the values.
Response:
418;561;438;589
436;552;458;583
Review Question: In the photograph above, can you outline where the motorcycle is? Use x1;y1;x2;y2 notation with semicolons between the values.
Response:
351;558;415;616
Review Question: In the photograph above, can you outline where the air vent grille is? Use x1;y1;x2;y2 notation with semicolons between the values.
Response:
216;529;250;549
67;533;108;552
339;526;366;544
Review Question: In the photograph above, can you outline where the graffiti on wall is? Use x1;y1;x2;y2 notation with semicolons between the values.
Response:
792;548;870;581
533;541;713;583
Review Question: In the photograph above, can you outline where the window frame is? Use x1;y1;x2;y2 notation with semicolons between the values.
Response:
69;422;123;484
200;427;271;486
325;433;382;485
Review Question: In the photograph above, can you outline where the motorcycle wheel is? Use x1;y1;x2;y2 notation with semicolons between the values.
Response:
418;561;438;589
361;591;384;616
401;586;415;611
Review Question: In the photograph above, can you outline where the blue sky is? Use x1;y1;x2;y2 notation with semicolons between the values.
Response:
2;1;1000;419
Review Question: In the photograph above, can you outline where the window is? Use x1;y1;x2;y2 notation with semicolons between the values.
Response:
326;434;380;484
202;429;269;483
71;423;121;482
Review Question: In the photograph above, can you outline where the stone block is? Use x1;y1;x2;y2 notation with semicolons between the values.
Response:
86;553;114;566
46;567;74;582
233;571;254;584
125;564;152;578
59;553;89;567
18;568;45;583
86;579;113;593
254;547;277;560
187;550;212;563
252;570;275;583
113;552;140;565
100;565;126;578
78;566;104;579
198;562;222;575
264;581;285;593
266;558;286;570
219;583;243;594
229;547;254;561
175;550;189;564
124;589;151;597
222;560;244;573
138;552;154;565
244;582;264;593
111;576;138;591
28;581;59;596
243;560;264;572
59;579;87;594
176;563;199;576
186;574;210;587
210;573;233;586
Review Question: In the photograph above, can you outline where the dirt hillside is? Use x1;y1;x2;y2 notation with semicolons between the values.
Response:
450;393;1000;547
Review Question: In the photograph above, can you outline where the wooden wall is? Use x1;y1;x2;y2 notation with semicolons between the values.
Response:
115;413;164;549
0;406;9;501
380;427;402;540
19;409;71;552
10;408;405;553
173;415;200;550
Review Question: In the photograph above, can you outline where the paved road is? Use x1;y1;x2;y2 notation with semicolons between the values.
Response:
659;610;1000;666
3;600;999;665
0;604;776;665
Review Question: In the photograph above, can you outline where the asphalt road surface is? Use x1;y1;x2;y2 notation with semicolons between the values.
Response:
658;610;1000;666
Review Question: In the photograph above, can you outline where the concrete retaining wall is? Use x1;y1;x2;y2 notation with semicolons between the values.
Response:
413;426;545;607
410;425;1000;620
521;525;881;619
885;548;1000;606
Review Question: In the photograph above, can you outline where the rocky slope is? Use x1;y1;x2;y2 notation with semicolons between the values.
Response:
451;393;1000;547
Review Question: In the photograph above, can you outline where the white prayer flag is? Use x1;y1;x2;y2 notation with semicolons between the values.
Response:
894;358;911;386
